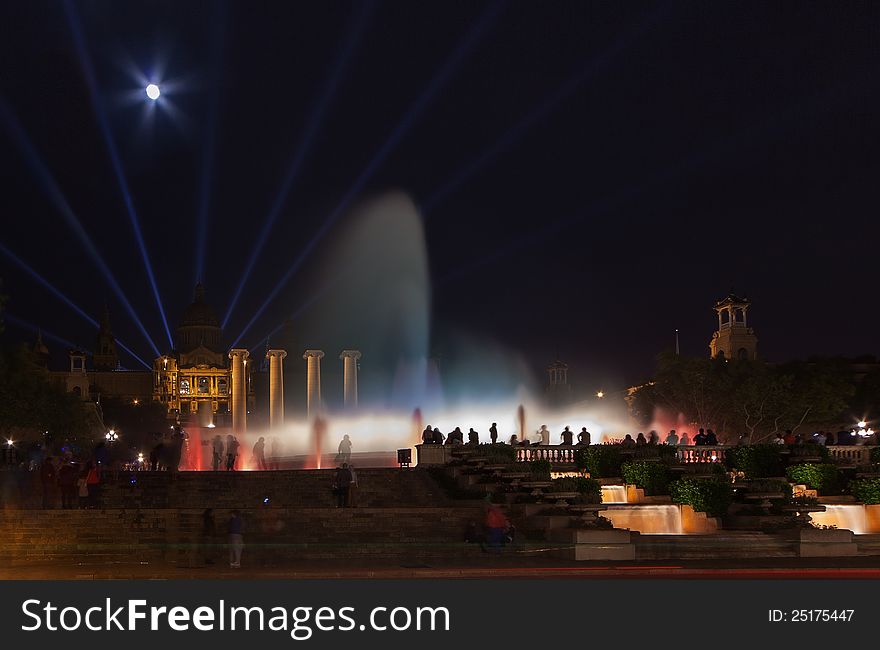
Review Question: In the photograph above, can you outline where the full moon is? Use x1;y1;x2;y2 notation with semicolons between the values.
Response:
145;83;161;100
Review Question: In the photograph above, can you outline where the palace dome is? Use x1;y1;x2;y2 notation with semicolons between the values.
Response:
180;283;220;328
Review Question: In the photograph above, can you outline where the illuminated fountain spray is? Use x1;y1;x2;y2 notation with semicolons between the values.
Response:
411;407;424;445
517;404;526;442
313;416;327;469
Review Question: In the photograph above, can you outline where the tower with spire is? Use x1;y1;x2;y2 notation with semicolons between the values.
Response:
94;305;119;371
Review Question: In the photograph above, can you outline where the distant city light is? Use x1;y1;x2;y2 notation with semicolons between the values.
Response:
857;421;867;429
145;83;161;100
596;391;605;398
105;429;118;442
6;439;13;448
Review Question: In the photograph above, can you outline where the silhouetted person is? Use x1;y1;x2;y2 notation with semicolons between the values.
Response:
665;430;679;445
509;435;518;446
825;431;836;445
150;443;163;471
468;428;479;445
422;425;434;444
560;426;574;446
228;510;244;568
694;429;707;446
489;423;498;444
538;425;550;445
253;437;267;470
212;435;224;471
636;432;647;446
433;428;444;445
40;456;56;509
577;428;591;446
705;429;718;445
58;461;77;509
783;429;796;445
338;434;352;463
202;508;216;565
648;430;659;445
226;435;239;470
333;464;352;508
621;434;636;447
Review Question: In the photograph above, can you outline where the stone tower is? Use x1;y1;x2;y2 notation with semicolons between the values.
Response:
94;306;119;371
709;292;758;361
545;358;572;407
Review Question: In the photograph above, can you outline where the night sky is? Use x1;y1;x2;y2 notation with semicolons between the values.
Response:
1;1;878;398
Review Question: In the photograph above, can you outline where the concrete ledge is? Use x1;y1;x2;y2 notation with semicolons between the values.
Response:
548;528;635;544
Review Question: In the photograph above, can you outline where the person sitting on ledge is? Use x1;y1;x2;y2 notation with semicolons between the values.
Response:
577;428;591;446
680;432;690;446
433;427;444;445
782;429;796;445
636;432;647;446
693;429;707;446
448;428;464;446
705;429;718;445
825;431;836;445
537;425;550;445
560;426;574;446
509;435;519;446
665;429;679;445
422;425;434;444
621;434;636;447
468;428;479;445
519;436;531;447
648;430;659;445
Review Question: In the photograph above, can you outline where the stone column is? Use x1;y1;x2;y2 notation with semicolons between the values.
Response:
266;349;287;429
229;348;250;434
303;350;324;419
339;350;362;409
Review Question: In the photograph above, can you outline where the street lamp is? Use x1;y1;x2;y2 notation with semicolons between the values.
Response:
106;429;118;443
596;391;605;399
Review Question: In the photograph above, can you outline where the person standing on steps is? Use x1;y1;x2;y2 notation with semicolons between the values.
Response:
228;510;244;569
489;423;498;444
333;464;352;508
252;437;267;470
226;435;239;471
348;463;359;508
338;434;352;464
211;435;224;471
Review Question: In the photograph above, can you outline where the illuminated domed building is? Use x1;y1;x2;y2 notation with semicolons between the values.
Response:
153;283;253;425
48;283;254;427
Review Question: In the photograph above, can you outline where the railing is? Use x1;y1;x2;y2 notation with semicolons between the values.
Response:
676;446;727;464
515;445;579;464
827;445;873;466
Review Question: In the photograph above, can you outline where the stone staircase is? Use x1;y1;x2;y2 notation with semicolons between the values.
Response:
0;469;486;568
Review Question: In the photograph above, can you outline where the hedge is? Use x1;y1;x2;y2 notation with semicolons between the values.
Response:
785;463;840;494
669;477;733;517
574;445;623;478
621;461;670;496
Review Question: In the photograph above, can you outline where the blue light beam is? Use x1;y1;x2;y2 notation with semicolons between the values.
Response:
194;0;228;285
0;243;152;369
4;313;88;355
63;0;174;350
422;1;672;216
0;98;161;357
229;0;506;347
221;0;374;328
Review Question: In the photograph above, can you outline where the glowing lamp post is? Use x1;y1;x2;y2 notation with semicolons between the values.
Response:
145;84;160;100
105;429;118;443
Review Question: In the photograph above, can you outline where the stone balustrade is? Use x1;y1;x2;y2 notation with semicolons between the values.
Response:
515;445;579;464
676;445;727;464
826;445;873;466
